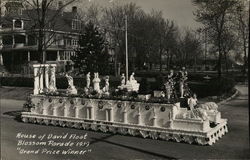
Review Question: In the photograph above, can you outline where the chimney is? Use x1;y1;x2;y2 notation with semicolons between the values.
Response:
58;1;63;9
58;1;63;15
72;6;77;14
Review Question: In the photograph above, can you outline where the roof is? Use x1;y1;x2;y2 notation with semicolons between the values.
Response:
2;7;82;33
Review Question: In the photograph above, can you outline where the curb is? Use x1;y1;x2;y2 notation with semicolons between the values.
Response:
1;86;33;89
217;88;239;105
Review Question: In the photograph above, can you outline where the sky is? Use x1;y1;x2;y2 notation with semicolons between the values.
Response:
79;0;201;29
0;0;201;29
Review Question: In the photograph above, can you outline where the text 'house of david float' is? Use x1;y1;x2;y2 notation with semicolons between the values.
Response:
21;64;228;145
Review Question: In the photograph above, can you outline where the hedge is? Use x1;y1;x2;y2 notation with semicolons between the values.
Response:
189;77;236;98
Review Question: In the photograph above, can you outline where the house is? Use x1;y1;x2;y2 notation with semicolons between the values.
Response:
0;0;82;73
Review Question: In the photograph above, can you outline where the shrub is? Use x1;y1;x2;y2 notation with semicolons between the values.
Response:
154;74;166;90
0;77;33;87
208;77;235;95
189;76;235;98
139;78;151;94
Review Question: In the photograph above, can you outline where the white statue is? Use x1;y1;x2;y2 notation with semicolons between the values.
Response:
47;67;57;93
121;73;125;86
86;72;91;88
48;78;56;92
179;67;187;98
103;76;109;93
118;72;140;92
164;81;171;102
199;102;218;112
93;72;101;92
188;93;198;118
187;93;218;121
127;72;140;92
65;73;77;95
129;72;137;84
168;69;174;79
179;82;184;98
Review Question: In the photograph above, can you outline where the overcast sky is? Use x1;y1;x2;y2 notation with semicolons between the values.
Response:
80;0;201;29
1;0;201;29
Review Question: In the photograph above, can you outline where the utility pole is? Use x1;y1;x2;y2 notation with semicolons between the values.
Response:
0;0;3;65
204;30;207;71
125;15;128;84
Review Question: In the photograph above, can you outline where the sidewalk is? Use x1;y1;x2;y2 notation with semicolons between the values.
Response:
0;86;33;100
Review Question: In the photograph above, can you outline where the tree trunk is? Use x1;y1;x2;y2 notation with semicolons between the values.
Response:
38;29;44;64
224;52;228;73
114;56;118;76
217;34;222;78
242;36;247;75
159;39;162;72
169;54;173;69
218;50;222;78
159;50;162;72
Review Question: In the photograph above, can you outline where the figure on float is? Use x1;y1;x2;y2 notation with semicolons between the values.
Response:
65;73;77;95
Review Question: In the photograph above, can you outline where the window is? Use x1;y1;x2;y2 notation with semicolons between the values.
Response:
30;51;40;61
2;36;13;45
15;35;25;43
72;19;81;30
28;35;36;45
46;51;57;61
59;51;65;60
14;20;22;28
71;39;78;46
59;51;71;61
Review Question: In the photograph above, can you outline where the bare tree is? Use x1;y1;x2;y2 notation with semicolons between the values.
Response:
23;0;79;63
235;0;249;75
193;0;239;78
102;2;142;75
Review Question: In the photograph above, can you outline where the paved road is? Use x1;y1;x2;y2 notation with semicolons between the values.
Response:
0;85;249;160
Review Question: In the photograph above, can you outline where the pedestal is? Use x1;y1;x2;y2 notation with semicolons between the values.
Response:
53;107;57;116
105;109;109;121
91;107;95;120
64;106;68;117
86;107;90;119
109;108;114;122
75;107;79;118
87;107;94;120
123;111;128;124
138;113;142;125
153;116;157;127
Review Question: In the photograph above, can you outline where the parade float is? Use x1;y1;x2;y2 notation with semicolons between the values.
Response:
21;64;228;145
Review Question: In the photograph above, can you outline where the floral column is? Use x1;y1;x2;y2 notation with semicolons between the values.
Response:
39;67;44;93
45;66;49;88
33;64;40;95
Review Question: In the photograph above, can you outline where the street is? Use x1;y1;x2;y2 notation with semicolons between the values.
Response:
0;85;249;160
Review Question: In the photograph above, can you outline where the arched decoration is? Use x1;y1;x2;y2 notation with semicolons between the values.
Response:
117;102;122;108
59;98;63;103
70;99;74;104
160;107;166;112
81;99;85;105
98;101;104;110
48;97;52;103
131;104;135;109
